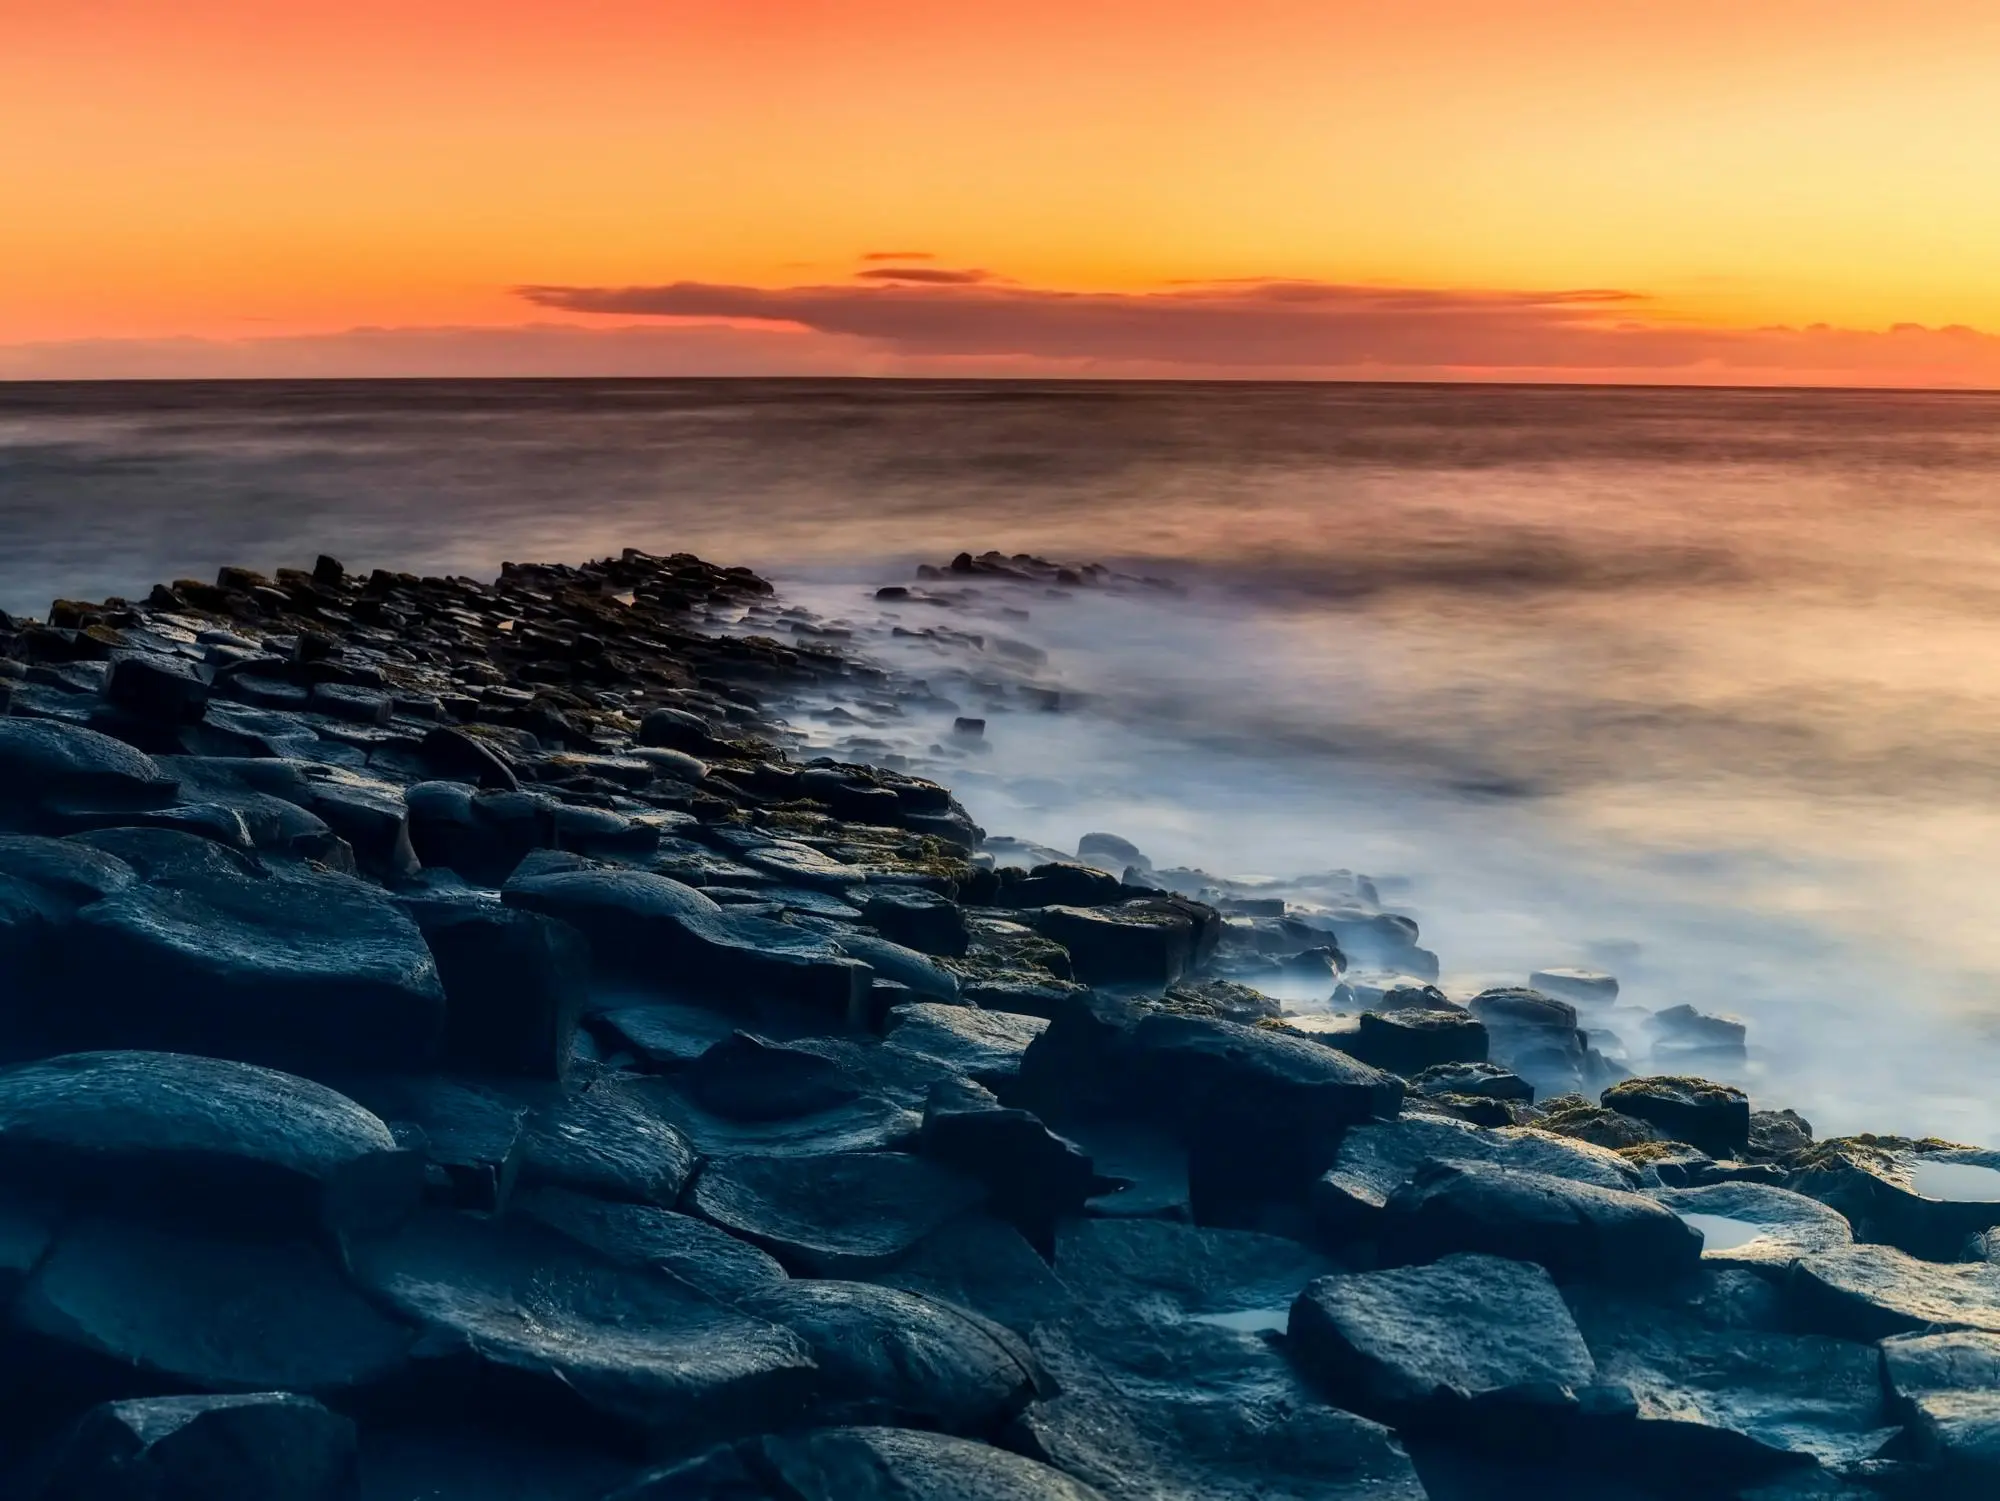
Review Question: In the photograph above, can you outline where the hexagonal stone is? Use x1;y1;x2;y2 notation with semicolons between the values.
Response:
1653;1182;1853;1269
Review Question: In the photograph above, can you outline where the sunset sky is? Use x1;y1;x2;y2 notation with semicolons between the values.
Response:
7;0;2000;383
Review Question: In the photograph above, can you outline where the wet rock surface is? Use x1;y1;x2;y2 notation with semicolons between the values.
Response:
0;543;1975;1498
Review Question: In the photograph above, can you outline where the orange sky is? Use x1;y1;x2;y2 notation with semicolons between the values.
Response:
6;1;2000;381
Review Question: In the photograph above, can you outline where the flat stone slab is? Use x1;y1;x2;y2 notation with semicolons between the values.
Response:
1380;1160;1703;1284
513;1185;788;1303
1054;1217;1336;1333
1568;1282;1896;1471
741;1279;1039;1435
1881;1330;2000;1485
516;1074;696;1207
60;862;446;1072
885;1002;1049;1091
1654;1182;1854;1269
0;1050;420;1240
350;1208;816;1439
688;1151;986;1276
19;1215;413;1396
1787;1243;2000;1339
1312;1115;1638;1243
1289;1253;1597;1426
0;720;178;823
615;1426;1110;1500
1016;1323;1427;1501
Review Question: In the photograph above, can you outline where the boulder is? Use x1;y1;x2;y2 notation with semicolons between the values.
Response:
1881;1330;2000;1486
515;1074;696;1206
1054;1216;1336;1337
1786;1243;2000;1339
513;1186;788;1303
349;1209;815;1442
27;1392;356;1501
17;1216;413;1398
1528;968;1619;1005
502;867;869;1014
1653;1182;1854;1270
1466;987;1587;1096
1001;863;1127;909
1289;1253;1597;1429
826;929;961;1001
688;1150;985;1276
1379;1160;1703;1284
588;1002;741;1072
1310;1116;1639;1244
741;1279;1040;1435
872;1213;1077;1336
1787;1141;2000;1260
101;652;212;724
637;706;722;755
57;862;446;1073
1410;1060;1534;1102
1601;1076;1750;1157
611;1427;1108;1500
0;1051;420;1240
408;903;587;1080
680;1032;863;1121
1077;832;1151;874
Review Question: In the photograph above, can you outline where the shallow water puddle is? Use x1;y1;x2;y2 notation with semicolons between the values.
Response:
1679;1212;1770;1252
1910;1160;2000;1202
1190;1308;1289;1334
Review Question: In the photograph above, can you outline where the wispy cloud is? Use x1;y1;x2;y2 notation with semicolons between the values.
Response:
854;266;994;285
861;250;934;262
511;276;2000;383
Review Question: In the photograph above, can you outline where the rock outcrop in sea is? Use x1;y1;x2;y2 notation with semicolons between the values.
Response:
0;546;1994;1498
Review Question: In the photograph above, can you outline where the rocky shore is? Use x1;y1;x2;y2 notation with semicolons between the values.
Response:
0;546;1996;1499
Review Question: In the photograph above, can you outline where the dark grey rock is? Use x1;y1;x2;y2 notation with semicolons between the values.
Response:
654;1088;922;1161
587;1002;742;1072
688;1150;985;1276
409;903;587;1080
1380;1160;1703;1284
741;1279;1040;1435
1310;1116;1640;1245
1066;1120;1191;1222
1601;1076;1750;1157
418;724;521;790
18;1215;413;1396
1467;987;1587;1096
872;1212;1076;1336
1015;1323;1426;1501
58;862;446;1072
922;1079;1093;1241
1881;1329;2000;1486
1055;1216;1336;1335
611;1426;1108;1500
1323;1007;1488;1076
0;1051;420;1240
1653;1182;1854;1269
886;1002;1048;1092
0;720;178;827
513;1185;788;1302
503;867;869;1014
825;928;961;1001
1787;1243;2000;1339
1077;832;1151;874
1787;1142;2000;1260
406;783;553;886
1289;1253;1596;1428
354;1429;629;1501
681;1032;862;1121
1567;1281;1895;1473
334;1074;526;1214
1000;862;1128;908
636;706;721;756
28;1392;356;1501
102;652;212;724
516;1074;695;1206
1411;1060;1534;1102
860;886;969;957
1528;968;1619;1005
1027;897;1221;987
350;1209;814;1441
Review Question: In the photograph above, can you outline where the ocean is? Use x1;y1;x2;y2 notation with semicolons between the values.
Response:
6;377;2000;1141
